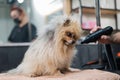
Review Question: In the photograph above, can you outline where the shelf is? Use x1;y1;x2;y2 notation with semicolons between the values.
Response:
82;6;120;15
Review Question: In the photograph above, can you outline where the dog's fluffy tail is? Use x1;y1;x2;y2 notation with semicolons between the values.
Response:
1;63;24;75
1;67;22;75
1;69;17;76
6;68;20;74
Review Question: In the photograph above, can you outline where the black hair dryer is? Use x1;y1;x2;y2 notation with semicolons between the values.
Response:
81;26;113;44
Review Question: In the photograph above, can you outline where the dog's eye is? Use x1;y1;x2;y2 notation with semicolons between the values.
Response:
66;32;72;37
73;35;76;39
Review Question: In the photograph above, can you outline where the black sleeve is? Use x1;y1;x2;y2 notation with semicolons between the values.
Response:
31;24;37;40
8;26;16;42
8;32;12;42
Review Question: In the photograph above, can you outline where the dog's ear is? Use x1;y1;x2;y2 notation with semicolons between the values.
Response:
46;30;54;40
63;19;71;27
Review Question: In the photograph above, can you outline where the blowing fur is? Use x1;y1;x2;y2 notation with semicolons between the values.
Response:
5;16;81;77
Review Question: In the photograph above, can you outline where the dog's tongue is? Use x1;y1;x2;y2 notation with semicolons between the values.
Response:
65;42;70;46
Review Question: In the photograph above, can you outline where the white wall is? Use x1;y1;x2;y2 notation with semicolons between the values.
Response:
80;0;115;9
81;0;95;7
116;0;120;9
0;2;14;43
100;0;115;9
31;0;46;29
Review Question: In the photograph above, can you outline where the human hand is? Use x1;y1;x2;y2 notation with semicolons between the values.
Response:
90;26;111;44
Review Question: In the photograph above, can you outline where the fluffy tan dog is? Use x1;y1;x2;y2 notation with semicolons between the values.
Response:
6;16;81;77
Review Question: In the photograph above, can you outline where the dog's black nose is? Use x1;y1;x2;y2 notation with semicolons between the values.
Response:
72;41;75;44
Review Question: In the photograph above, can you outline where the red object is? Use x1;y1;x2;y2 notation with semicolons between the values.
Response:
117;52;120;57
82;21;96;30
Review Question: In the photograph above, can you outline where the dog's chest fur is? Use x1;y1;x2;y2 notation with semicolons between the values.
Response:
51;43;74;69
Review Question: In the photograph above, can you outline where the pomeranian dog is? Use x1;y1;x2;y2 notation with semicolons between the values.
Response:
5;16;81;77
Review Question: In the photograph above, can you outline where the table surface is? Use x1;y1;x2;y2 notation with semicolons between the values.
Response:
0;69;119;80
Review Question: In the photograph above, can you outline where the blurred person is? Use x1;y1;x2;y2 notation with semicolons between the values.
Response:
8;7;37;42
90;26;120;44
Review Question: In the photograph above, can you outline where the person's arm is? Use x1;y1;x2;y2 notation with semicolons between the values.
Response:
90;26;111;44
31;24;37;41
90;27;120;44
111;32;120;43
8;26;16;42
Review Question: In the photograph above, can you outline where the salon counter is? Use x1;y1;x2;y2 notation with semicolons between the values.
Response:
0;43;119;72
0;43;31;47
0;43;30;72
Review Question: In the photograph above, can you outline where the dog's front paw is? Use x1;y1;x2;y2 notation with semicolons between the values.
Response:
53;70;64;76
60;68;72;74
23;73;38;77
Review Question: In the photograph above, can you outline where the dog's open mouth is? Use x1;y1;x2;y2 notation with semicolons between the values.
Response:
64;40;75;46
64;41;70;46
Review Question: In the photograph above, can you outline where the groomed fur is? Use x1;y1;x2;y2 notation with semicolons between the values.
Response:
5;16;81;77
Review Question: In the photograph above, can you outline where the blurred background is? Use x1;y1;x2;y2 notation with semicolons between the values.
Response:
1;0;120;43
0;0;63;43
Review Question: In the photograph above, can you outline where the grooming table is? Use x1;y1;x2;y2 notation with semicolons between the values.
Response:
0;69;119;80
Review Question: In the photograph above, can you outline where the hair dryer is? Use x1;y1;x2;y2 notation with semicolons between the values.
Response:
81;26;113;44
